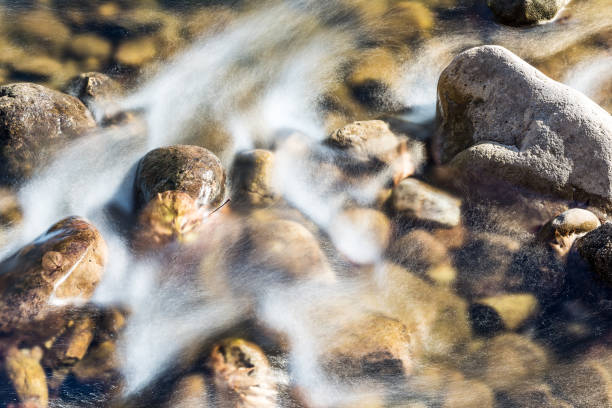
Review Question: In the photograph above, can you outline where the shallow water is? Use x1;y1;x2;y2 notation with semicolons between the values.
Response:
0;0;611;407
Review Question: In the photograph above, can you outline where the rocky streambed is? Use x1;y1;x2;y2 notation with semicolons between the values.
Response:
0;0;611;407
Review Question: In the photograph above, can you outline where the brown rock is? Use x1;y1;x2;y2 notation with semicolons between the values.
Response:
576;223;612;284
0;83;96;185
229;149;278;209
0;187;22;228
66;72;123;123
11;10;70;53
208;338;277;408
390;178;461;227
502;383;573;408
42;313;95;368
135;145;226;210
442;378;494;408
115;37;157;67
5;347;48;408
167;374;208;408
388;229;450;274
72;341;120;384
469;293;538;336
0;217;107;333
68;34;112;61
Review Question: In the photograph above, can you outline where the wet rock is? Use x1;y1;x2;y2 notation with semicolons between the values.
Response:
135;145;226;210
381;2;434;44
550;348;612;408
133;190;206;250
42;313;95;369
442;378;494;408
0;83;96;185
0;187;22;228
390;178;461;227
167;374;208;408
4;347;48;408
0;217;107;333
538;208;601;257
246;217;335;283
207;338;277;408
326;120;424;185
115;37;157;67
469;293;538;336
229;149;278;209
329;207;391;264
72;341;120;384
66;72;123;123
487;0;569;26
322;313;414;382
68;34;112;62
475;333;548;391
501;383;573;408
11;10;70;53
388;229;451;276
9;56;63;82
434;45;612;208
576;223;612;284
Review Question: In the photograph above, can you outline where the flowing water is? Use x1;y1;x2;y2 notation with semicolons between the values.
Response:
0;0;611;407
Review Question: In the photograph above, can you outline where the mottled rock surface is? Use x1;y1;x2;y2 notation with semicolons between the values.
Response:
0;217;107;333
0;83;96;184
576;223;612;284
487;0;569;26
434;46;612;208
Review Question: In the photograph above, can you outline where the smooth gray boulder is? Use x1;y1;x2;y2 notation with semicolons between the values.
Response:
433;45;612;208
487;0;569;26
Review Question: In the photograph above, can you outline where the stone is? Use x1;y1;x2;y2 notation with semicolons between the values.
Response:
115;37;157;67
11;10;71;53
133;190;206;250
246;217;335;284
322;312;414;383
576;223;612;284
501;383;573;408
229;149;278;208
9;56;63;82
390;178;461;228
469;293;538;336
475;334;548;391
65;72;123;123
207;338;277;408
0;217;107;333
0;83;96;185
0;187;22;228
68;34;112;61
72;341;119;384
329;207;391;264
4;347;48;408
388;229;450;275
537;208;601;257
487;0;569;26
442;378;494;408
434;45;612;208
327;120;424;185
135;145;226;210
42;314;95;368
167;374;208;408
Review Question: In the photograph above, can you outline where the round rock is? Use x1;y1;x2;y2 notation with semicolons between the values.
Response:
487;0;569;26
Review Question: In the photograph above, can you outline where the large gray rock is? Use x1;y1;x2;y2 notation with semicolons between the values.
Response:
487;0;569;26
0;83;96;185
434;46;612;208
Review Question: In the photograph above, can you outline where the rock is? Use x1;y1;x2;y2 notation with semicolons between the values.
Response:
487;0;569;26
66;72;123;123
434;45;612;208
5;347;48;408
388;229;450;275
167;374;208;408
229;149;278;209
42;313;95;369
469;293;538;336
11;10;70;53
133;190;206;250
0;217;107;333
9;56;64;82
576;223;612;284
550;348;612;408
326;120;424;185
68;34;112;61
329;207;391;264
72;341;120;384
390;178;461;227
207;338;277;408
475;334;548;391
322;312;414;383
0;187;22;228
501;383;573;408
135;145;226;210
115;37;157;67
0;83;96;185
246;217;335;284
538;208;601;257
442;378;494;408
